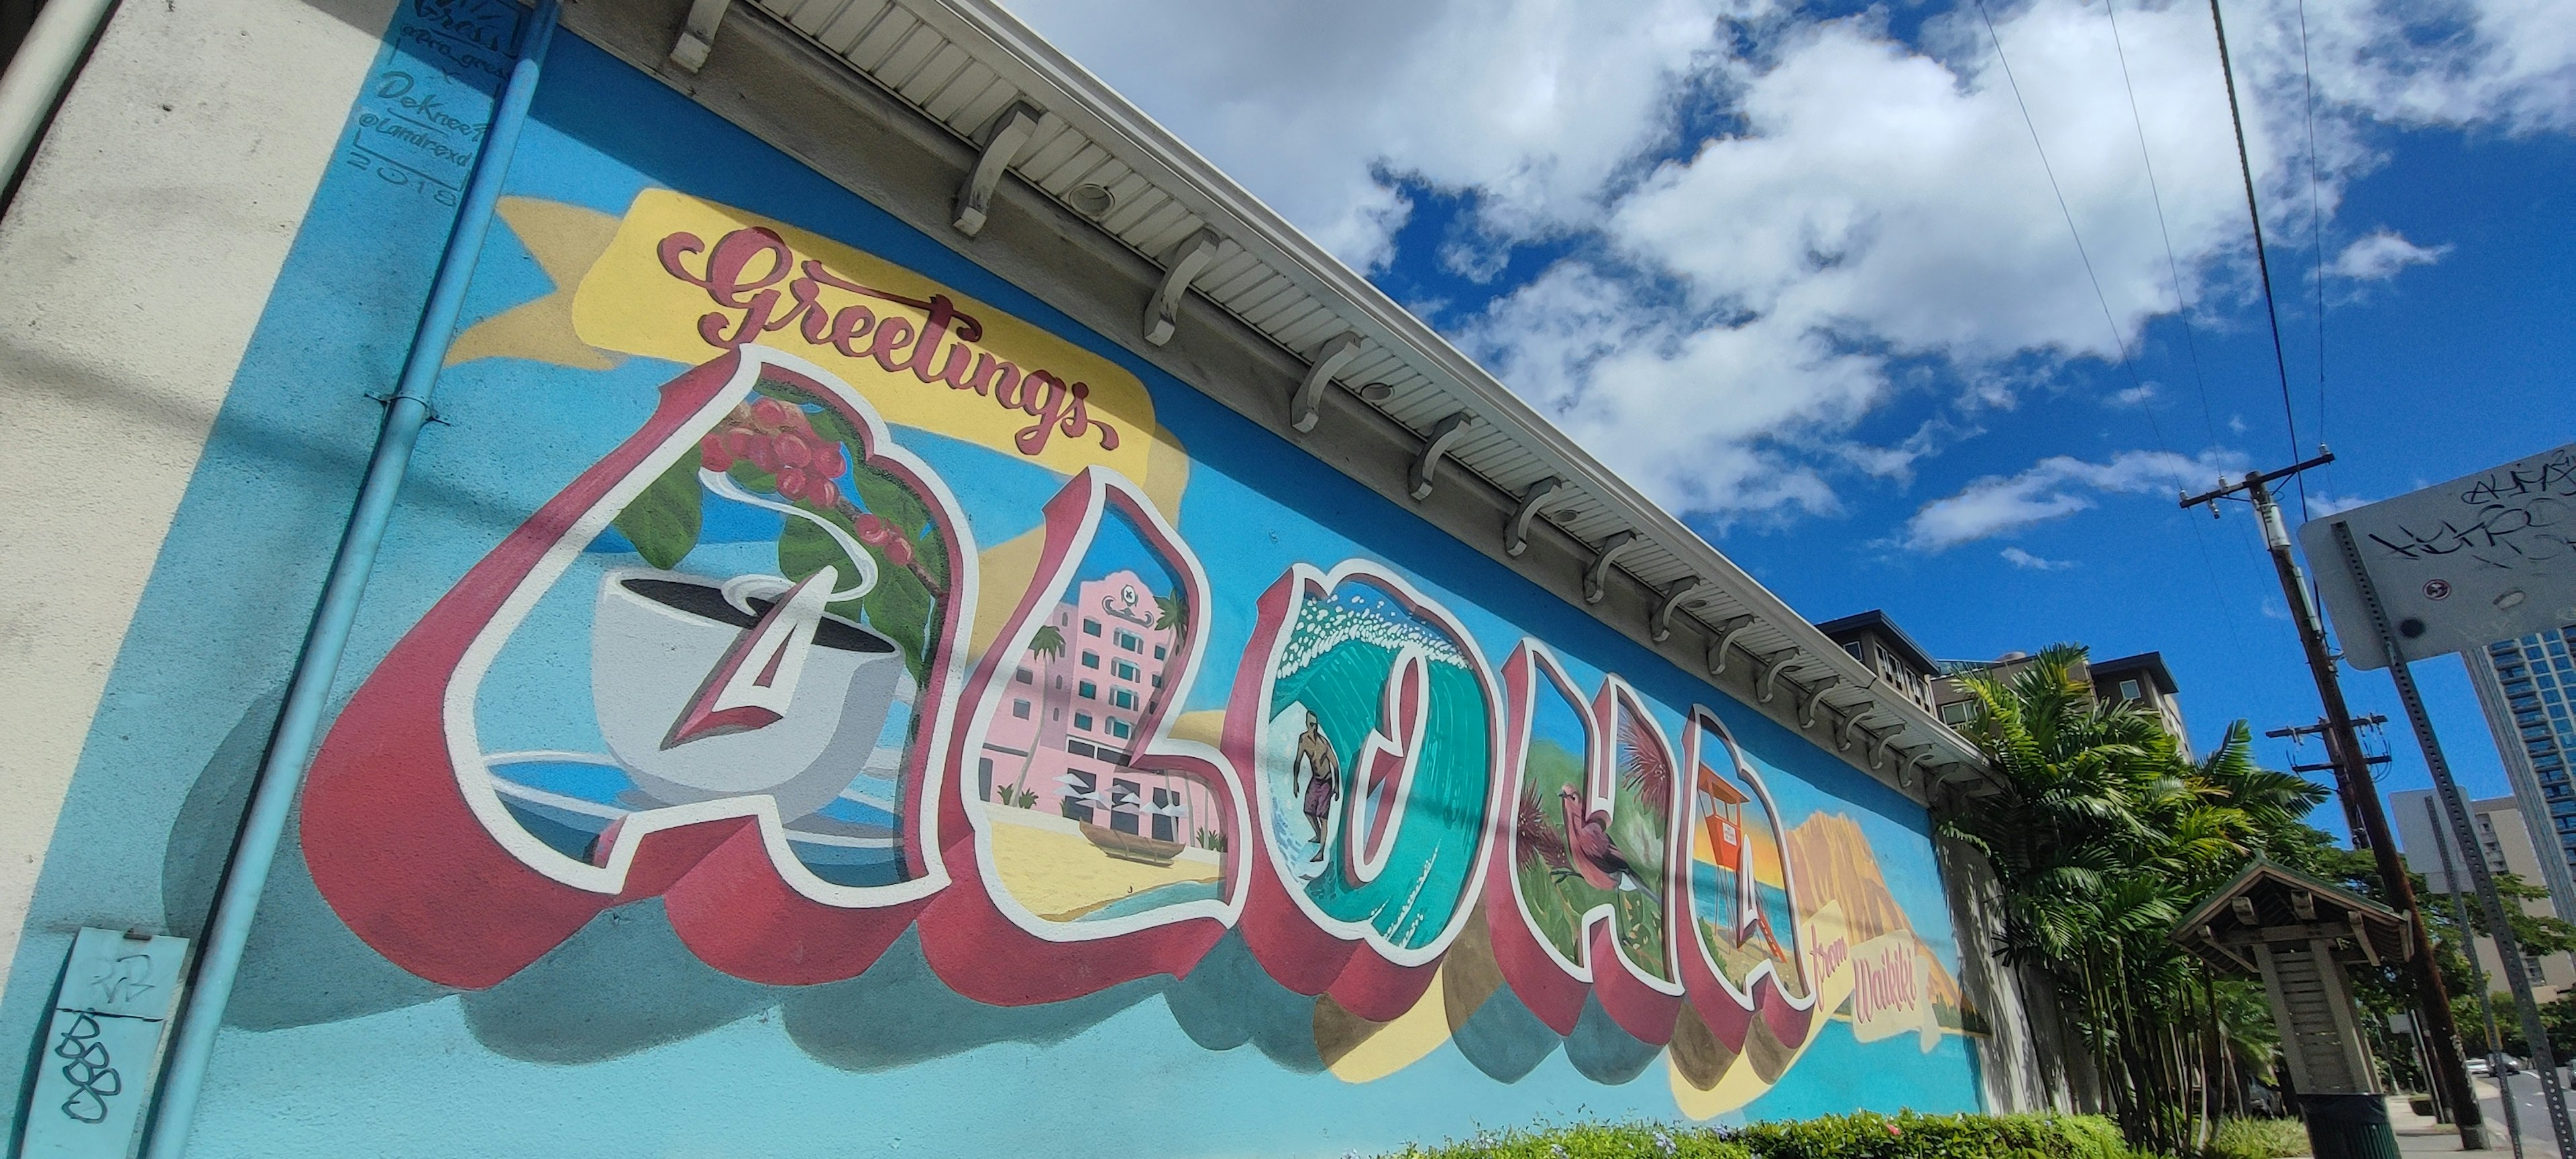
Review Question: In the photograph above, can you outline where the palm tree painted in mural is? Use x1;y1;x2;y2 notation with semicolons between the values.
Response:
1003;624;1071;806
1152;591;1187;701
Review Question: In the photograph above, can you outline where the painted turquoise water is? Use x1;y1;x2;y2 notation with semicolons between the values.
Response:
1270;628;1491;950
1691;862;1798;967
1079;879;1224;922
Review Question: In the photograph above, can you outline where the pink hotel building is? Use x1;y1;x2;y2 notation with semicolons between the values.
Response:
977;569;1222;848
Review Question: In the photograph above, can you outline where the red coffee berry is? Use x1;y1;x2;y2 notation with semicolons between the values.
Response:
775;468;809;501
805;478;839;509
751;398;791;427
747;436;778;472
774;433;812;469
885;536;915;567
810;443;845;478
854;513;891;545
698;433;734;470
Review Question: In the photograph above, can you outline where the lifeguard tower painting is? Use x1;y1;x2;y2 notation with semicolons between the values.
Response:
1690;715;1801;995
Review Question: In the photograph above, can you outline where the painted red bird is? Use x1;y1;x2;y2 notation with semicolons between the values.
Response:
1555;786;1661;903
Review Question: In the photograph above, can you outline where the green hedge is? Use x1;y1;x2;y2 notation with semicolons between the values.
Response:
1380;1111;2148;1159
2206;1117;2308;1159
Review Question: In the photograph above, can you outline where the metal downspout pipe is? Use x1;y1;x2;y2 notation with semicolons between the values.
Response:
0;0;118;195
140;2;562;1153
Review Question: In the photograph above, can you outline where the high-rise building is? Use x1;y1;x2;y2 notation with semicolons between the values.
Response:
2464;626;2576;924
2392;789;2576;1002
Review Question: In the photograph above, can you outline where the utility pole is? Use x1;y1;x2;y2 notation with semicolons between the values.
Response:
2184;452;2489;1149
2267;717;2389;843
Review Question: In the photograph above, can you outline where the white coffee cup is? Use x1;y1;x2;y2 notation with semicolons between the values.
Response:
591;568;905;821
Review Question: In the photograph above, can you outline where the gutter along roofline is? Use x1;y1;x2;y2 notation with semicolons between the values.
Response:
604;0;1994;798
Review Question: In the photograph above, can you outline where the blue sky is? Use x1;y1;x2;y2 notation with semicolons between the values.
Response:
1002;0;2573;839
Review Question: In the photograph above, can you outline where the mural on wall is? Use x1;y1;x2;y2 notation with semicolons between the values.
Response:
296;180;1979;1115
0;7;2006;1152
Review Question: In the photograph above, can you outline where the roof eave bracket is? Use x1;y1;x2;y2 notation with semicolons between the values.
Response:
1409;412;1477;500
1505;477;1562;558
1758;647;1803;704
669;0;733;73
1583;531;1638;605
1290;333;1364;433
1707;616;1756;676
1144;228;1223;346
952;101;1044;238
1651;577;1701;643
1799;675;1842;729
1900;746;1933;789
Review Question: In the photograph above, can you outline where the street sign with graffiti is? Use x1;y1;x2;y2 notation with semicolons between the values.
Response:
2302;443;2576;669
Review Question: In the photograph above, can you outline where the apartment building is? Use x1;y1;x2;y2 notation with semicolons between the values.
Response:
1927;647;2190;758
2393;789;2576;1001
2464;626;2576;924
1815;610;1943;714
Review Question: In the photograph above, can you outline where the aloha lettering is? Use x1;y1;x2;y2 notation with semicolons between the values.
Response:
657;226;1120;457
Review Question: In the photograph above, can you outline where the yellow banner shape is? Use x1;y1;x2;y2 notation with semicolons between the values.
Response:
1849;932;1939;1050
572;189;1157;483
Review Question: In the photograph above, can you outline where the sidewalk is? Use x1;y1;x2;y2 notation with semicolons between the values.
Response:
2389;1081;2562;1158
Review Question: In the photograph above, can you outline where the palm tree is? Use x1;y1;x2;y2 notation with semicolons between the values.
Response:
1004;623;1072;806
1150;591;1187;713
1943;645;2324;1154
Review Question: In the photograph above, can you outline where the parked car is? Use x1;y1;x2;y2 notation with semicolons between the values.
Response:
2468;1058;2493;1077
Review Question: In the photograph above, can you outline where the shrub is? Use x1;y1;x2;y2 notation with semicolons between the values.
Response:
2206;1117;2308;1159
1379;1122;1750;1159
1729;1111;2139;1159
1377;1111;2146;1159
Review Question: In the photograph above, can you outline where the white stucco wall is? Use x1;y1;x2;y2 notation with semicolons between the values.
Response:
0;0;394;993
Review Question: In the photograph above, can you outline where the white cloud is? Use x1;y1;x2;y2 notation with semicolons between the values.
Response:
2108;384;2159;407
1002;0;2576;521
1901;449;2243;550
2306;492;2374;517
2000;546;2076;570
999;0;1752;269
1459;263;1866;519
2330;230;2451;280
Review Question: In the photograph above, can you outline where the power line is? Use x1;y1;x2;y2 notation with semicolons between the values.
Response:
1972;0;2155;412
2102;0;2221;449
1981;0;2254;662
2296;0;2330;483
2206;0;2310;518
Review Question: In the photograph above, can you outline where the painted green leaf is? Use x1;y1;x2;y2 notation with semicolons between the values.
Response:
802;400;863;449
777;516;861;590
612;446;703;569
727;460;779;494
860;564;938;687
847;463;928;539
911;527;949;594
